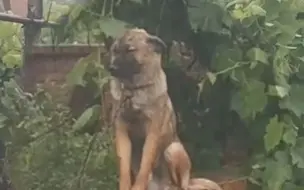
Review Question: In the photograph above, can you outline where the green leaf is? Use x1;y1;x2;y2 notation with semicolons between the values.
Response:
231;80;267;119
272;58;290;88
214;46;242;76
2;50;22;68
290;137;304;168
247;4;266;16
264;153;292;190
296;57;304;79
246;48;268;64
0;22;18;39
225;0;245;8
249;61;258;69
264;115;284;152
47;2;70;22
99;18;131;38
72;105;101;131
298;56;304;62
263;0;280;21
187;1;223;32
230;68;246;82
231;8;247;21
231;90;242;113
283;183;304;190
0;113;7;125
68;4;84;21
206;72;217;85
279;84;304;117
274;150;289;164
272;10;302;44
66;52;97;86
244;80;267;115
0;113;11;141
267;85;289;98
282;127;297;146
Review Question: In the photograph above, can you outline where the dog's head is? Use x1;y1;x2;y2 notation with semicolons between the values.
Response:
107;28;166;79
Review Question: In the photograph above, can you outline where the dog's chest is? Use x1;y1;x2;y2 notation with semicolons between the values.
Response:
123;89;153;110
109;78;165;136
110;79;152;110
120;92;153;137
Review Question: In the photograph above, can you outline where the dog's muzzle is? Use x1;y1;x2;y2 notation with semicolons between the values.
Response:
107;61;141;79
108;64;118;74
107;62;125;77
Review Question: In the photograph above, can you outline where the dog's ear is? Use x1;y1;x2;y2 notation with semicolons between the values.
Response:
146;35;167;54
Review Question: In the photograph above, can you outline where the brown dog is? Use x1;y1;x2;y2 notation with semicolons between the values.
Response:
104;28;192;190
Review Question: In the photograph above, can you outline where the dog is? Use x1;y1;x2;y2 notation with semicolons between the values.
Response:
103;28;192;190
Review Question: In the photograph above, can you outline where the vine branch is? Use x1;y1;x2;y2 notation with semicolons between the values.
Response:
215;61;250;76
75;133;98;189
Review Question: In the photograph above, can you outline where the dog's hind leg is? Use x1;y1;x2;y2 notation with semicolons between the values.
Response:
165;142;191;190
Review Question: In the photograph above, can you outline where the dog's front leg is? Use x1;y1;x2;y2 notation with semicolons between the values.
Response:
115;120;132;190
131;132;159;190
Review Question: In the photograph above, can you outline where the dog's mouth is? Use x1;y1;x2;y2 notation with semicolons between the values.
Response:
108;66;125;78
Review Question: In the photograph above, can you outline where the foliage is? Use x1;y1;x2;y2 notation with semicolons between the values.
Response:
221;1;304;189
0;22;22;79
4;83;117;190
0;20;23;190
0;21;117;190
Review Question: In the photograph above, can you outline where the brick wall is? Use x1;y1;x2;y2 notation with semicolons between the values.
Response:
10;0;28;17
19;44;106;116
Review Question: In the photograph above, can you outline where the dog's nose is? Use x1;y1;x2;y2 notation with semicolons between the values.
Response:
108;64;118;72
